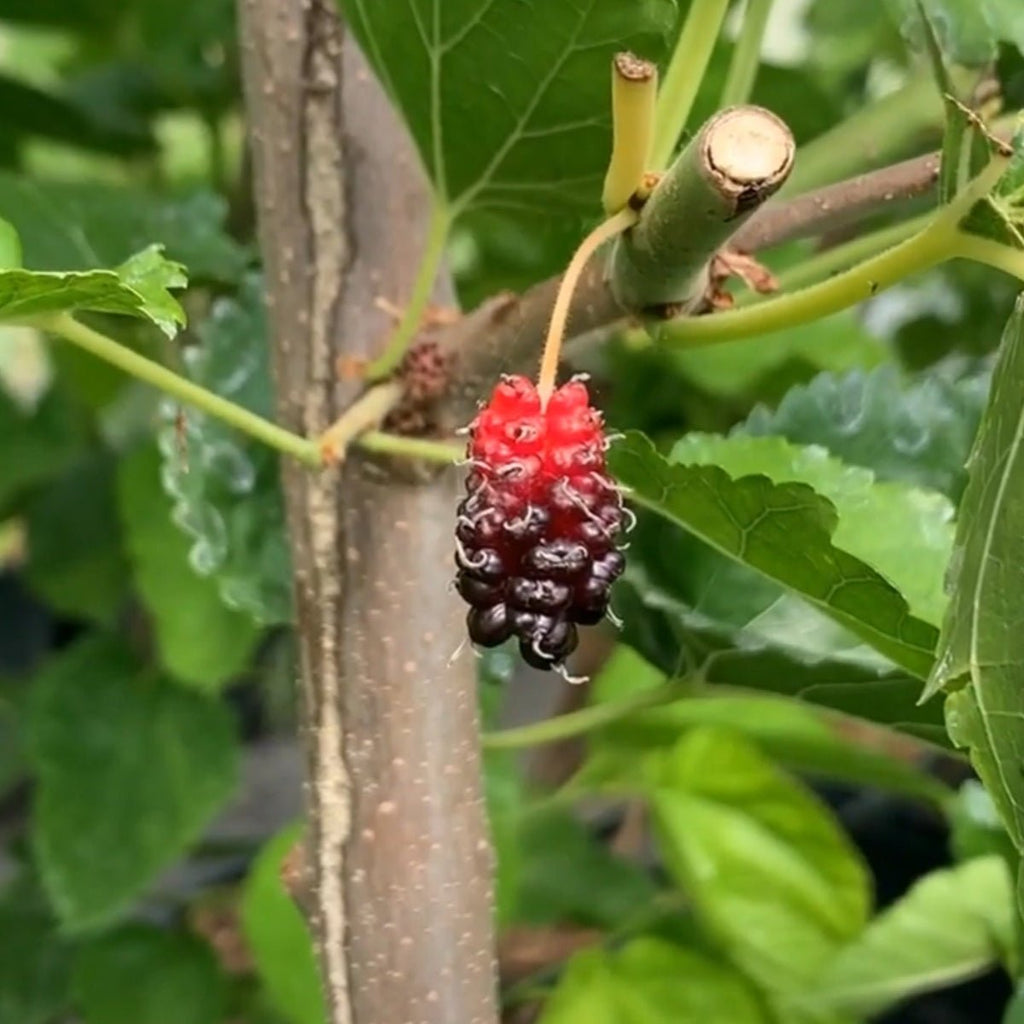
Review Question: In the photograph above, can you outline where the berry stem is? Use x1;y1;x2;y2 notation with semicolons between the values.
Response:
358;431;463;463
536;206;638;408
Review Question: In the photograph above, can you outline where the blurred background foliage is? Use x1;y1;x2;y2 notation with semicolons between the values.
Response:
0;0;1023;1022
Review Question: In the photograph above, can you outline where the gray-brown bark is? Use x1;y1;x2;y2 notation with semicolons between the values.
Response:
237;2;499;1022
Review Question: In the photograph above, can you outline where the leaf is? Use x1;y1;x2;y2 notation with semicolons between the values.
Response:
0;874;73;1024
949;780;1018;866
799;856;1014;1017
645;728;871;992
72;925;226;1024
0;381;86;513
512;807;660;929
670;433;955;627
118;443;261;691
0;173;249;281
743;363;990;502
580;647;950;805
24;452;131;625
928;295;1024;852
889;0;1024;66
0;216;22;270
241;825;326;1024
538;938;767;1024
157;274;292;625
28;634;238;931
0;244;186;337
339;0;678;215
607;432;939;678
614;567;949;744
669;310;888;400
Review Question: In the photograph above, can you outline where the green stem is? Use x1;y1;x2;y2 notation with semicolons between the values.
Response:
358;431;464;463
365;200;453;380
950;232;1024;282
658;217;955;346
650;0;731;170
719;0;773;108
734;213;932;306
38;312;323;467
481;681;690;750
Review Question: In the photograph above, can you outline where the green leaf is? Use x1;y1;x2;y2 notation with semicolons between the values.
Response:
645;728;870;993
513;807;660;929
614;567;949;744
670;433;955;627
0;174;249;281
158;274;292;625
949;780;1018;866
28;634;238;931
928;295;1024;852
800;856;1014;1017
608;432;939;678
241;825;326;1024
0;381;86;513
743;363;989;501
580;647;950;805
0;874;73;1024
0;217;22;270
24;453;131;625
669;310;888;400
339;0;677;215
0;244;186;337
889;0;1024;66
73;925;226;1024
118;443;261;691
538;939;766;1024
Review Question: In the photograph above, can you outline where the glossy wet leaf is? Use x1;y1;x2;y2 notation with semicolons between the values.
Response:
119;444;261;690
743;363;989;501
28;635;238;931
928;295;1024;854
0;244;186;337
157;274;292;624
645;728;870;993
799;855;1014;1017
608;432;938;678
670;433;955;627
538;938;766;1024
339;0;678;215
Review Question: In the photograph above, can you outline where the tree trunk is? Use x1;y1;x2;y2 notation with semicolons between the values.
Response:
237;3;499;1022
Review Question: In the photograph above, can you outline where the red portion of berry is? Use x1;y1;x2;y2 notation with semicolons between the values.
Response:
454;375;625;670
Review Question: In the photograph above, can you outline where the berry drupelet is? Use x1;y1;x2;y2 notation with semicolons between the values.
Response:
454;374;626;671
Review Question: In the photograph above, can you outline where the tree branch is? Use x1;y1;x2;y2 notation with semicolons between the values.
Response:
437;144;947;427
237;3;498;1024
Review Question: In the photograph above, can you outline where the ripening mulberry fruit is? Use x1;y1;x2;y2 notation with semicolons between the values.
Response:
454;374;626;671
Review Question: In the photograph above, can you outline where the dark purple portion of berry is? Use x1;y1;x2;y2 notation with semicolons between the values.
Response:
453;376;628;671
524;540;590;580
509;577;572;613
467;604;512;647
